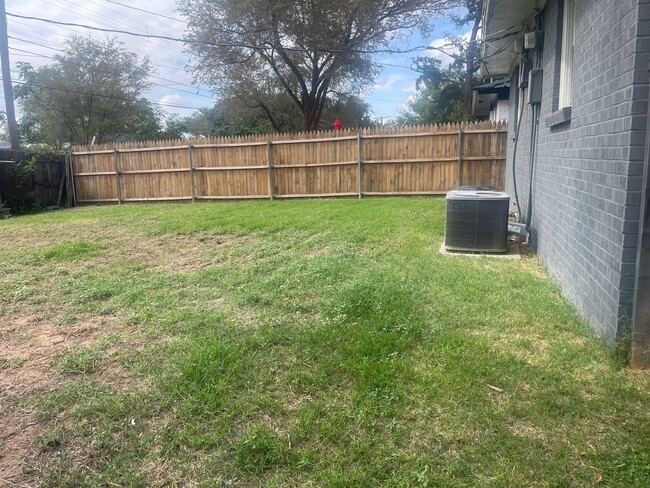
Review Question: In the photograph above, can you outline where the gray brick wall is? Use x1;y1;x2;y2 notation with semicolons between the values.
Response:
505;0;650;338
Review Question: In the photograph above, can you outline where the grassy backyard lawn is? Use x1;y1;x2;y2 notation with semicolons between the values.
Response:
1;198;649;487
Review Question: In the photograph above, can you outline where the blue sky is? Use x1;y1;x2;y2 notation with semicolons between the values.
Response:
366;16;470;121
2;0;469;124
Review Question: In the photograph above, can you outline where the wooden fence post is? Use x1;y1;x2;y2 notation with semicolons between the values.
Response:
457;128;464;189
65;151;75;207
267;141;274;200
188;144;196;203
357;134;363;199
71;153;77;207
56;157;66;208
113;149;122;205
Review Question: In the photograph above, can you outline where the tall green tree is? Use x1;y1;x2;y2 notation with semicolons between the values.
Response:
451;0;483;121
15;36;162;146
402;0;483;124
397;58;465;125
183;100;274;137
178;0;451;132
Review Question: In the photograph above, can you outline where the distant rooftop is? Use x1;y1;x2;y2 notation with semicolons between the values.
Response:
474;79;511;92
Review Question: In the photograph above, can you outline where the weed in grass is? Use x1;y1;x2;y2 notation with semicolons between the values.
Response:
56;347;102;375
236;424;290;473
0;356;27;370
611;325;633;369
328;269;426;336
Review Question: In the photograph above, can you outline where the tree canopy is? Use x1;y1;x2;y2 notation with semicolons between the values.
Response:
397;58;465;125
181;94;375;137
398;0;483;124
15;36;163;146
178;0;451;132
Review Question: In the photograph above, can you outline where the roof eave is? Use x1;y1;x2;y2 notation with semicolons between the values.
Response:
480;0;547;78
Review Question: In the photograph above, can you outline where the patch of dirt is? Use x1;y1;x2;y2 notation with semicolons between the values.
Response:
97;234;238;273
152;235;234;273
92;361;144;392
2;221;127;257
0;314;115;484
506;420;546;440
7;222;243;275
469;329;551;366
303;245;334;259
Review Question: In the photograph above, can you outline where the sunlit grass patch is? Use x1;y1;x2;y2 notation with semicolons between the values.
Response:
40;241;104;261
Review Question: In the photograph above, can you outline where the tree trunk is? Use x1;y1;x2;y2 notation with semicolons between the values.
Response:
303;95;324;132
304;105;315;131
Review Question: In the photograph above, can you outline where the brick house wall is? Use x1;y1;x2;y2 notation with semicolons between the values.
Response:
505;0;650;338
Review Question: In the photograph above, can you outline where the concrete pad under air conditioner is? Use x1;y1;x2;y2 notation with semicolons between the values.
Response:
439;242;521;260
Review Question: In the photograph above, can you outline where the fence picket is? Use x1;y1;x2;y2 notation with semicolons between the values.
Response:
70;122;507;203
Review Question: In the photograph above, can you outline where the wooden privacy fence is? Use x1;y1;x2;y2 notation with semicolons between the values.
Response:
70;122;507;204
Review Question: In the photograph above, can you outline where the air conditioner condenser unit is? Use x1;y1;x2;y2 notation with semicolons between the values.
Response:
445;187;510;253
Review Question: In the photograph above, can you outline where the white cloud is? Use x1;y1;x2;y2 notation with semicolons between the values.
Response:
402;81;417;94
374;74;417;93
160;93;185;106
426;30;473;66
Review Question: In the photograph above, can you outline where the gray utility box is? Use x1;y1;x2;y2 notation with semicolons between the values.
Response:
445;187;510;253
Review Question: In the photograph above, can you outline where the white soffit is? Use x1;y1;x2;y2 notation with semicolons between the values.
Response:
480;0;546;77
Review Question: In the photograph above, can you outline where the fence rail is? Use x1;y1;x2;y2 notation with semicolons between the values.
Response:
70;122;507;204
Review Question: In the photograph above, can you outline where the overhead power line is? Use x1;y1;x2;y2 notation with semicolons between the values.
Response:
10;30;193;77
100;0;186;24
8;35;64;52
63;0;188;56
3;76;205;110
6;46;406;108
8;17;188;73
8;14;442;74
8;38;218;100
9;46;55;58
6;12;458;56
7;62;212;103
4;9;520;117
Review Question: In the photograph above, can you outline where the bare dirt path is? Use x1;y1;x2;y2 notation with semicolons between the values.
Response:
0;315;109;485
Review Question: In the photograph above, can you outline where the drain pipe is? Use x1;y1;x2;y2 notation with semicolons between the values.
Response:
506;93;531;241
510;69;542;238
526;103;540;233
510;88;526;223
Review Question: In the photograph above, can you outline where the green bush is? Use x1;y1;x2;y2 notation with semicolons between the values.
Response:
5;157;40;214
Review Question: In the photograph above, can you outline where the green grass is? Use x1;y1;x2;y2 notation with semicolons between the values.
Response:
40;241;104;262
56;346;103;375
1;199;649;487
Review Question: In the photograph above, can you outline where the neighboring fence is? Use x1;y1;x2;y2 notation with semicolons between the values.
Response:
0;150;68;211
70;122;507;204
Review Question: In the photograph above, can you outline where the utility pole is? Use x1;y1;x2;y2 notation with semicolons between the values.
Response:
0;0;19;150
